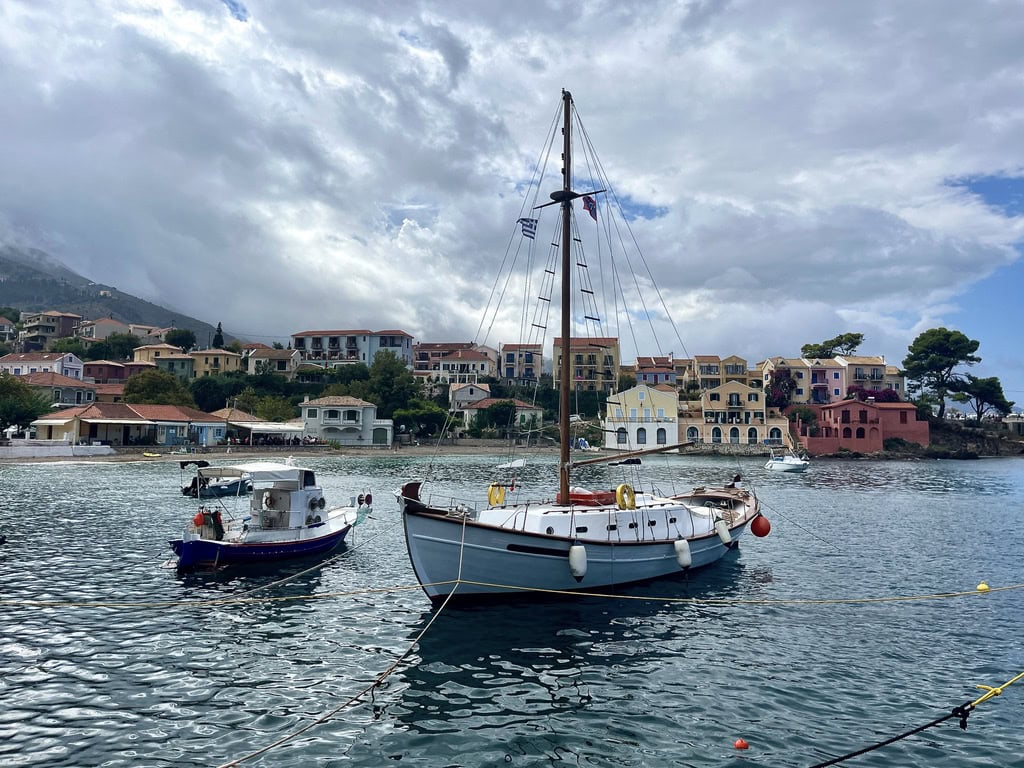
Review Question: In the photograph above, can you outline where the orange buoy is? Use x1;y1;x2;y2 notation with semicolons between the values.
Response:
734;738;749;750
750;515;771;538
192;512;205;527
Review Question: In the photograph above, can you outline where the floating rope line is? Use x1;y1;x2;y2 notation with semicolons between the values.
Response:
215;584;462;768
807;671;1024;767
3;580;1021;610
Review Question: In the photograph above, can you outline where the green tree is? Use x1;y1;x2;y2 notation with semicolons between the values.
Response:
0;306;21;324
365;351;418;418
765;366;797;408
272;341;284;350
49;337;87;358
0;371;53;432
164;328;196;351
617;372;637;391
124;369;196;407
255;395;296;422
801;333;865;359
392;399;449;437
88;333;141;361
950;374;1014;421
212;322;225;348
190;376;227;412
902;327;981;418
233;386;262;415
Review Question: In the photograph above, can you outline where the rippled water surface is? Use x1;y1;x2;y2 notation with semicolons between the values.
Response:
2;454;1022;767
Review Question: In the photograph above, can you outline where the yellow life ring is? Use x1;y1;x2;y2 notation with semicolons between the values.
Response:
615;483;636;510
487;484;506;506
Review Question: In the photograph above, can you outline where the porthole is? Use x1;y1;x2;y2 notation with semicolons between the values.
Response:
575;526;588;533
545;526;555;535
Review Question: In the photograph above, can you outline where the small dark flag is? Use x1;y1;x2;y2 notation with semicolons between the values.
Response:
517;217;538;239
582;195;597;221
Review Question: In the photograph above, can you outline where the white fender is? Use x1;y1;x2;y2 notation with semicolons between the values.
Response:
568;544;587;581
674;539;692;568
715;519;732;546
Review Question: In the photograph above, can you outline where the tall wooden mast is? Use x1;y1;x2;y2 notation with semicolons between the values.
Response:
557;89;573;503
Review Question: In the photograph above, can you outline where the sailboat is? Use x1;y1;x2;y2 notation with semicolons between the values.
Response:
396;90;770;604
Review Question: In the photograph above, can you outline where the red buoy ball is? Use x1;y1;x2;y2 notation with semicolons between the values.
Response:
734;738;750;750
192;512;205;527
750;515;771;538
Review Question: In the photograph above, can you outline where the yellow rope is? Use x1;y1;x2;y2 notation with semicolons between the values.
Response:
1;580;1019;610
971;670;1024;707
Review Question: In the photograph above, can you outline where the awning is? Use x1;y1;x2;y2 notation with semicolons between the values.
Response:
241;422;305;435
79;418;156;425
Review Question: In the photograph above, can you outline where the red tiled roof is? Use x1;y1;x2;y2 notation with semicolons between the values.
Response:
17;372;95;388
464;397;541;411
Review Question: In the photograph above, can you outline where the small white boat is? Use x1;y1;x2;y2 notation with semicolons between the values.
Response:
764;449;810;472
169;460;370;570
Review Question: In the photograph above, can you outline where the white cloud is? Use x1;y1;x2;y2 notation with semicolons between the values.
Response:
0;0;1021;392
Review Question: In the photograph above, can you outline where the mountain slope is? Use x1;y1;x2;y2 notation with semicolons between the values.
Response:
0;244;229;344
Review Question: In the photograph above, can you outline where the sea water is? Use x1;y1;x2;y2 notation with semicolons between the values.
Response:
1;454;1022;767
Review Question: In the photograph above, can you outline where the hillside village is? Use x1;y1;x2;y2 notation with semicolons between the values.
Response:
1;307;1021;458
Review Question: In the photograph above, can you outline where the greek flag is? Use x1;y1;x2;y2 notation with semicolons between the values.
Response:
517;217;538;240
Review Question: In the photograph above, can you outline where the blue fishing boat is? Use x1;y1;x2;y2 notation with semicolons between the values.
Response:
169;460;370;570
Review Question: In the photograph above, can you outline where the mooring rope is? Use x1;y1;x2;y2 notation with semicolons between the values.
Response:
215;585;461;768
2;580;1020;610
807;671;1024;767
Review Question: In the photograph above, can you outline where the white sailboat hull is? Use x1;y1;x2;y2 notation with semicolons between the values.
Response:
399;487;758;603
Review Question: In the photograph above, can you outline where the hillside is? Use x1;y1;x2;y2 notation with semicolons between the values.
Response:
0;244;229;344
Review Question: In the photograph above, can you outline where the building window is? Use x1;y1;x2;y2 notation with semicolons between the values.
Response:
637;427;647;444
900;411;908;424
795;388;803;395
833;372;839;379
616;428;627;444
306;409;317;418
656;427;666;444
856;427;865;439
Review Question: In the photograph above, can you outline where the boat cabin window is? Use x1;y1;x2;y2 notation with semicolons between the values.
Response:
302;470;316;487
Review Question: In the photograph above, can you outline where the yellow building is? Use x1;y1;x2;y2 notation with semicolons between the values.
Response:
189;348;241;377
133;343;185;364
552;337;620;393
602;384;679;450
678;381;793;448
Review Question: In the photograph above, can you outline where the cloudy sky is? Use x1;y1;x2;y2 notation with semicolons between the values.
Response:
2;1;1022;407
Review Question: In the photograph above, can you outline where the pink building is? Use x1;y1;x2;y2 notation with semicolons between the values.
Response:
83;360;127;384
794;400;929;456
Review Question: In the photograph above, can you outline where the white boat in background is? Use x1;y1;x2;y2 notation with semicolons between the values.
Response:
396;90;771;605
169;460;370;570
764;449;810;472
